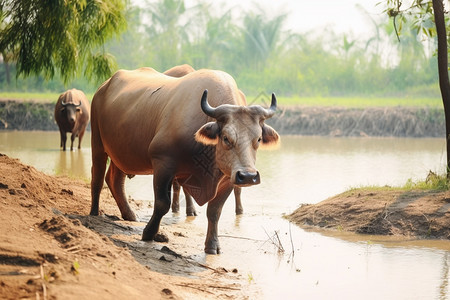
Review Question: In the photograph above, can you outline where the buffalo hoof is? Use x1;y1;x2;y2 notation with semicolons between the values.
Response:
204;247;221;255
186;210;197;217
121;211;137;222
235;209;243;215
142;225;157;241
141;232;153;241
154;232;169;242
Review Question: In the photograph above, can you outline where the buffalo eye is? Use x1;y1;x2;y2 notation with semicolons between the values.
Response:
257;137;262;143
222;135;232;149
76;108;81;112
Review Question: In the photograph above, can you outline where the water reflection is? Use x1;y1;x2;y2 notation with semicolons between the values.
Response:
55;149;87;178
2;131;450;299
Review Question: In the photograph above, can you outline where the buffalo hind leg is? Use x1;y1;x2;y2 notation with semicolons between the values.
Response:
142;162;174;241
105;161;137;221
171;179;181;213
90;152;108;216
183;188;197;216
205;184;233;254
234;187;243;215
172;179;197;216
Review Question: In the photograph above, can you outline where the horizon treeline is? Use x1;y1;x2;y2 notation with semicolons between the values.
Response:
0;0;442;98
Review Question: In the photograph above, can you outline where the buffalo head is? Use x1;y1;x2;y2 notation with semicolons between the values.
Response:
61;100;82;125
195;90;280;187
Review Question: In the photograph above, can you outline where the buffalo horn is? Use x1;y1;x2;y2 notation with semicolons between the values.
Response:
262;93;277;119
61;100;81;107
200;89;218;118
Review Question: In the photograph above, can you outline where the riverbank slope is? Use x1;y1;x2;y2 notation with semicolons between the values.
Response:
288;187;450;239
0;154;257;299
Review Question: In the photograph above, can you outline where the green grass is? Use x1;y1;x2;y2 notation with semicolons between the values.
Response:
273;96;443;108
402;171;449;191
348;171;449;193
0;92;443;108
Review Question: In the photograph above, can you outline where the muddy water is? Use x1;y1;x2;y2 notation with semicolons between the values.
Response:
2;131;450;299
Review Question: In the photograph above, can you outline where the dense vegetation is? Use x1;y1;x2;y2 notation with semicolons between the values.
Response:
0;0;443;99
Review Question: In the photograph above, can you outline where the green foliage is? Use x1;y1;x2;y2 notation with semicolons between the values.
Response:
0;0;127;84
403;171;449;190
0;0;443;99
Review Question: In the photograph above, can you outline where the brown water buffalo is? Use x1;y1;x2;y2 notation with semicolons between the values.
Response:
54;88;90;151
164;65;244;216
89;67;279;254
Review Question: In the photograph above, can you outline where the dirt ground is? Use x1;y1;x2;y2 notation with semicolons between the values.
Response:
288;188;450;239
0;154;258;300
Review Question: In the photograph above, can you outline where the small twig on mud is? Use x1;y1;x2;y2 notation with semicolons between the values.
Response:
218;235;264;242
65;245;81;252
289;222;295;258
263;228;285;254
175;283;215;294
40;265;47;300
176;283;241;292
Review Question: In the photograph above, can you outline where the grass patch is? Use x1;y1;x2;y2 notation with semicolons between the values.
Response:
274;96;443;108
403;171;449;191
348;171;449;194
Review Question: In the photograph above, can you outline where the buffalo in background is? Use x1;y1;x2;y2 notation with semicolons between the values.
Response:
54;88;90;151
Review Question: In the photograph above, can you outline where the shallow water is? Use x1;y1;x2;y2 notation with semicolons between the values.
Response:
2;131;450;299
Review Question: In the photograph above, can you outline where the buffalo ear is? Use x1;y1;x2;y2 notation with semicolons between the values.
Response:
261;124;280;149
195;122;220;145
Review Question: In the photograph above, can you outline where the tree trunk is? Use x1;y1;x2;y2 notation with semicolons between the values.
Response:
1;52;11;85
432;0;450;178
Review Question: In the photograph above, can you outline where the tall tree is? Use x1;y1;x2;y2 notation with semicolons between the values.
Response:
239;5;287;71
142;0;190;71
0;0;127;85
385;0;450;176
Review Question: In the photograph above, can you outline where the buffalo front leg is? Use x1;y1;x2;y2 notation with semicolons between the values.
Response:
70;132;76;151
77;128;86;149
205;185;233;254
105;161;137;221
234;186;243;215
59;130;67;151
142;164;174;241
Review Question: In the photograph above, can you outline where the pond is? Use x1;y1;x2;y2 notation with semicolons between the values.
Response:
2;131;450;299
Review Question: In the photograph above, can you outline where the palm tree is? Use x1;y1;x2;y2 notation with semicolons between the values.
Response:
239;5;287;71
143;0;190;70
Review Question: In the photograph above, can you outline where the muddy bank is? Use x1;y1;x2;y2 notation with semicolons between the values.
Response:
0;154;256;299
287;188;450;239
271;106;444;137
0;100;56;130
0;99;445;137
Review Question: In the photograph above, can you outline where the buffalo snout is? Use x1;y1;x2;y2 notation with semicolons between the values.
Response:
235;170;260;186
